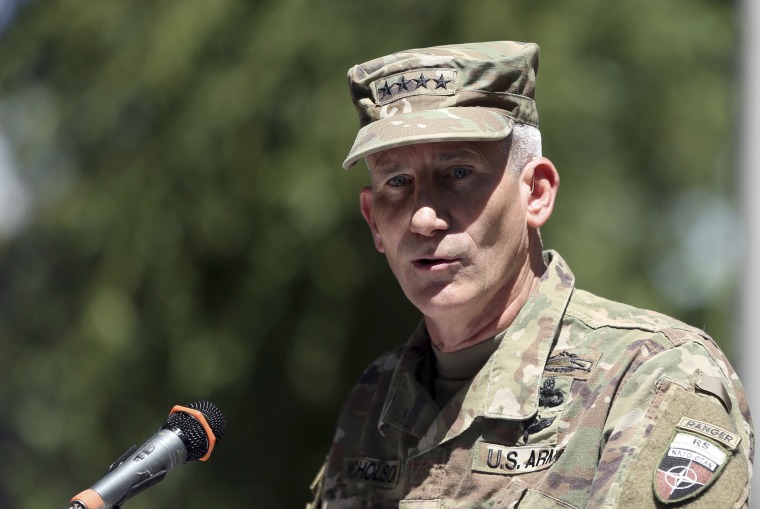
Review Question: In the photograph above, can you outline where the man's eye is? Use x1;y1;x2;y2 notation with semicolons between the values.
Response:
448;167;472;179
387;175;411;187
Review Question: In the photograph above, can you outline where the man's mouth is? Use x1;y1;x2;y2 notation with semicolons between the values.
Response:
413;258;458;270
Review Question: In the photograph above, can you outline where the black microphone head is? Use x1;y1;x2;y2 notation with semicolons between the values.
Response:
161;401;226;462
190;400;226;441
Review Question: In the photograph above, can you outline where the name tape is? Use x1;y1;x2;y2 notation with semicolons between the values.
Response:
342;457;400;488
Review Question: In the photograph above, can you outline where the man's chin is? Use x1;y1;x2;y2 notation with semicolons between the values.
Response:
406;285;475;317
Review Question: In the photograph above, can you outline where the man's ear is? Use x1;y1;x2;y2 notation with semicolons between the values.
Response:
360;186;385;253
521;157;560;229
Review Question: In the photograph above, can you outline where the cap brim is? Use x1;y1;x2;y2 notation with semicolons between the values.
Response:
342;107;515;169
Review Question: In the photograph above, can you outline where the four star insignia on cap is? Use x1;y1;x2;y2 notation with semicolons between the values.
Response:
373;71;454;103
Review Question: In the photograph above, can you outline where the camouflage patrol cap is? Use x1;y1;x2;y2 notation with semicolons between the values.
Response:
343;41;540;169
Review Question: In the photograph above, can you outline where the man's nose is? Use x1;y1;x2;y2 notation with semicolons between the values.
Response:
410;205;449;236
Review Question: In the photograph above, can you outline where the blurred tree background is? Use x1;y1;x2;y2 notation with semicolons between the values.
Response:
0;0;740;507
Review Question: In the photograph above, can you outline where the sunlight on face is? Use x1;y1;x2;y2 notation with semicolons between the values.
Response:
361;140;532;321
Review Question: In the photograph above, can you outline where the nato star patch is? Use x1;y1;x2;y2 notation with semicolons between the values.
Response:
654;431;729;503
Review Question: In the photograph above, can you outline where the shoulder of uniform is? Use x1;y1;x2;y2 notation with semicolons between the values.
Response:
566;288;707;341
563;293;749;430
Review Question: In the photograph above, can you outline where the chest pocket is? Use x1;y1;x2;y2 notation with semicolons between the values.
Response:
516;489;580;508
471;377;571;479
480;478;580;509
396;485;580;509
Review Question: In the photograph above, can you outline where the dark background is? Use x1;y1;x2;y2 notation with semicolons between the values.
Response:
0;1;741;507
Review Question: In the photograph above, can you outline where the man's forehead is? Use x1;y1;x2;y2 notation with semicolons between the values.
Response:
368;141;494;171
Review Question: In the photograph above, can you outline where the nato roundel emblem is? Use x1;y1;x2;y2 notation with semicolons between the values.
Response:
654;431;729;503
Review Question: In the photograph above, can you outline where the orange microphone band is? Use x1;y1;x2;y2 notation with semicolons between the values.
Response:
169;404;217;461
69;488;105;509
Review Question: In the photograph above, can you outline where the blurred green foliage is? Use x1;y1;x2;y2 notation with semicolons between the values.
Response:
0;0;738;507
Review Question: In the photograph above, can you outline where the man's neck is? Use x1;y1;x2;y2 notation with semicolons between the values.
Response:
426;248;546;353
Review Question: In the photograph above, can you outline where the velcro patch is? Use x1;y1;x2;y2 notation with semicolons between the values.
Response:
472;441;561;475
695;371;732;412
342;457;400;488
654;432;728;504
677;417;741;450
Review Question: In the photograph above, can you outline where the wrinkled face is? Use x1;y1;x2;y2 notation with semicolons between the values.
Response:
361;140;532;318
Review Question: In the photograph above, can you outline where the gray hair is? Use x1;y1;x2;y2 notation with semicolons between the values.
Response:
505;123;542;176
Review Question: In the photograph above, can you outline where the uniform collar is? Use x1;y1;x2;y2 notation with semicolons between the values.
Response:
378;251;575;454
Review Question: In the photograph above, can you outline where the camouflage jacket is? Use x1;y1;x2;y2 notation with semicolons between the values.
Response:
308;251;754;508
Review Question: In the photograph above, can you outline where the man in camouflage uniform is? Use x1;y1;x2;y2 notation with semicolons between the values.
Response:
308;41;754;508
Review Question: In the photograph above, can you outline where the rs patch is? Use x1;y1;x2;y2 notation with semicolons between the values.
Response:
654;432;729;503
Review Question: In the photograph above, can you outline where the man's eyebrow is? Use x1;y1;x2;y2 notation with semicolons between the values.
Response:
370;161;405;177
435;148;481;162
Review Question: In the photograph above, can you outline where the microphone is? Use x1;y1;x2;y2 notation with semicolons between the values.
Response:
67;401;226;509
